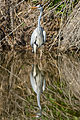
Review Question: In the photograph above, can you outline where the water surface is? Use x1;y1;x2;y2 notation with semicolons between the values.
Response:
0;51;80;120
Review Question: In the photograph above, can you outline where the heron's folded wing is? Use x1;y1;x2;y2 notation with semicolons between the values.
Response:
31;28;37;46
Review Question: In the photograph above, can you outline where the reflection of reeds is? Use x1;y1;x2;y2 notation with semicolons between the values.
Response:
58;54;80;106
0;51;80;119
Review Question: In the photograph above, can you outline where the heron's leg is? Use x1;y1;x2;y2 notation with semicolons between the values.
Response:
34;53;36;58
33;44;37;58
40;45;44;59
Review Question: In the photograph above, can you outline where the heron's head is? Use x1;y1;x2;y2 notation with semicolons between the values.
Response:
31;4;43;11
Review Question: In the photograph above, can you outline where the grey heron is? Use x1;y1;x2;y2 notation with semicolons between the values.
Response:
31;4;46;58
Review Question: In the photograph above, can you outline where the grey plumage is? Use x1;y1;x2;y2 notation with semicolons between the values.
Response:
31;4;46;54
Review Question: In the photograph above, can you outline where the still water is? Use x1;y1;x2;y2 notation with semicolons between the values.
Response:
0;51;80;120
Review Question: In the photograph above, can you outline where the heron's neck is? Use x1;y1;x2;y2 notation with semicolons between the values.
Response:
38;10;42;28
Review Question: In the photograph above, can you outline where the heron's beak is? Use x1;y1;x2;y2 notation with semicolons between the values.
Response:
31;7;38;9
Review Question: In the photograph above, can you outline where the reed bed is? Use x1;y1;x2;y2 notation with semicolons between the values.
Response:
0;0;80;53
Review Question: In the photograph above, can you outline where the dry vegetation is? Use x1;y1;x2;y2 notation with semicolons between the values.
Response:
59;1;80;52
0;0;80;53
0;0;80;120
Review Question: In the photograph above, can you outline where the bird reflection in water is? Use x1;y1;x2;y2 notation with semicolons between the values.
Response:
30;63;46;117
